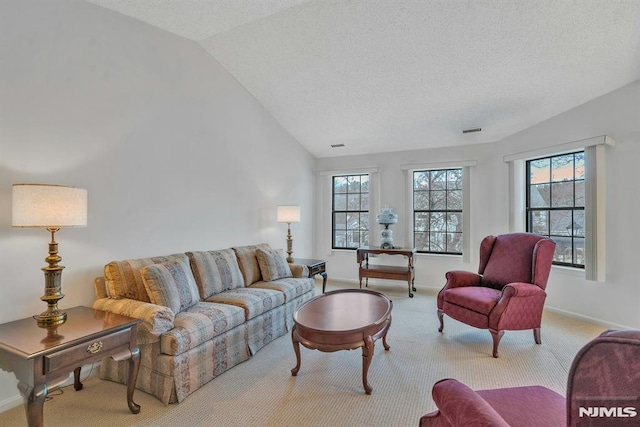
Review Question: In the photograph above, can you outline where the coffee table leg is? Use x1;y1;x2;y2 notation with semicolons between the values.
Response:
362;335;374;394
382;317;391;351
291;325;301;376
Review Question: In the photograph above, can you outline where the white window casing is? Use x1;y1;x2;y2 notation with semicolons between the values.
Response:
402;160;477;263
319;167;379;255
504;135;614;282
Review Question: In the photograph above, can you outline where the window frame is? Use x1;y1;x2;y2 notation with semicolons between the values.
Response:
525;151;585;269
412;168;464;255
331;174;370;250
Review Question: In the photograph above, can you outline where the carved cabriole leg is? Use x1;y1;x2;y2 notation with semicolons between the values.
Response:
437;309;444;333
533;328;542;345
490;329;505;358
18;381;47;427
290;325;302;376
127;347;141;414
73;366;83;391
382;316;392;351
362;335;374;395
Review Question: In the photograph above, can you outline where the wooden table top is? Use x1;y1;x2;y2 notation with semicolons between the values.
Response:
294;289;392;333
0;306;139;358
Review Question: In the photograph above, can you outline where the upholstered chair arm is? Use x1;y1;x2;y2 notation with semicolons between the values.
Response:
502;282;546;298
420;379;510;427
444;270;483;289
92;297;175;338
489;282;547;331
438;271;484;309
289;263;309;278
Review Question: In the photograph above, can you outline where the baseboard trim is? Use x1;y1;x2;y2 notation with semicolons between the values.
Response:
543;305;633;330
0;395;23;414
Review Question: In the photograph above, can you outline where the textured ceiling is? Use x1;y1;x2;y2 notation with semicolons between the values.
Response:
86;1;640;158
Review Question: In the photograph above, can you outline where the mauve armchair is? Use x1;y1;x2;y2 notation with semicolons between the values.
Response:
419;329;640;427
438;233;556;357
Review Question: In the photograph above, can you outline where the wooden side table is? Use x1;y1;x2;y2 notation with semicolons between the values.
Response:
0;306;141;427
357;246;417;297
292;258;328;293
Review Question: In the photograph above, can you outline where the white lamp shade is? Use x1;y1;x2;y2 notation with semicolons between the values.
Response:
12;184;88;228
276;205;300;223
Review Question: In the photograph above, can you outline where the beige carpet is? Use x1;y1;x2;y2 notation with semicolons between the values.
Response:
0;281;606;427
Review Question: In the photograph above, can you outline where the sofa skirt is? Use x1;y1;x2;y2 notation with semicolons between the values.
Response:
100;323;250;404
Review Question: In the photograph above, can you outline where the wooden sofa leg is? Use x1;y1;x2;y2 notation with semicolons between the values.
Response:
533;328;542;345
437;309;444;332
490;329;504;358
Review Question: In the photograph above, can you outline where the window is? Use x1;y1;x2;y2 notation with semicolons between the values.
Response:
332;174;369;249
526;151;585;268
413;169;463;254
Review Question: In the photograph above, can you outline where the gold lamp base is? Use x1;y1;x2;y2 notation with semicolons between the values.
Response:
34;307;67;327
34;227;68;327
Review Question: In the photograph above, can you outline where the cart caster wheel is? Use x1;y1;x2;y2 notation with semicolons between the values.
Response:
409;293;414;298
412;287;416;291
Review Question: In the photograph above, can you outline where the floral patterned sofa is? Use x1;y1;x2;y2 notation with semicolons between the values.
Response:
92;243;315;404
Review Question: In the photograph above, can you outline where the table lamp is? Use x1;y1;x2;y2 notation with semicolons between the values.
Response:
376;207;398;249
277;205;300;263
12;184;88;327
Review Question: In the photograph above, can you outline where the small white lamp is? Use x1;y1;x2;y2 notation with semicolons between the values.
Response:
12;184;88;326
276;205;300;263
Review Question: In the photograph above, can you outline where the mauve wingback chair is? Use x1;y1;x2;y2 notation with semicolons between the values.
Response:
437;233;556;357
419;329;640;427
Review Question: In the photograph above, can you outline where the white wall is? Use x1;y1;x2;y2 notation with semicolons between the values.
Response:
316;80;640;330
0;0;314;409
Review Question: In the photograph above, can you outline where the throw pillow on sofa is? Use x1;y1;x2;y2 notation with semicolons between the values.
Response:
141;259;200;314
256;247;293;281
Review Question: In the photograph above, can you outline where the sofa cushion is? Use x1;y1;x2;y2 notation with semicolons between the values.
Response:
187;249;245;298
205;287;285;320
232;244;271;286
142;259;201;314
104;253;188;302
160;302;246;355
250;277;315;302
256;247;292;281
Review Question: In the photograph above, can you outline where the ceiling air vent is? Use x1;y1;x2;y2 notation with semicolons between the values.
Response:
462;128;482;134
331;144;345;148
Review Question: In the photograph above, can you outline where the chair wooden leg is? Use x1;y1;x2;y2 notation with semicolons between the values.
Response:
437;309;444;333
490;329;504;358
533;328;542;344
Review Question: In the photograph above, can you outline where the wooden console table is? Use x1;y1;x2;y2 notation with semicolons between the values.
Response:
0;306;141;427
357;246;417;298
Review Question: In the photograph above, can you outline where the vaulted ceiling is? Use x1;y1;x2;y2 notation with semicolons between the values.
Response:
86;1;640;158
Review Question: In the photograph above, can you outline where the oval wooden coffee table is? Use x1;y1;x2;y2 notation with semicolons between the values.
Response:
290;289;393;394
